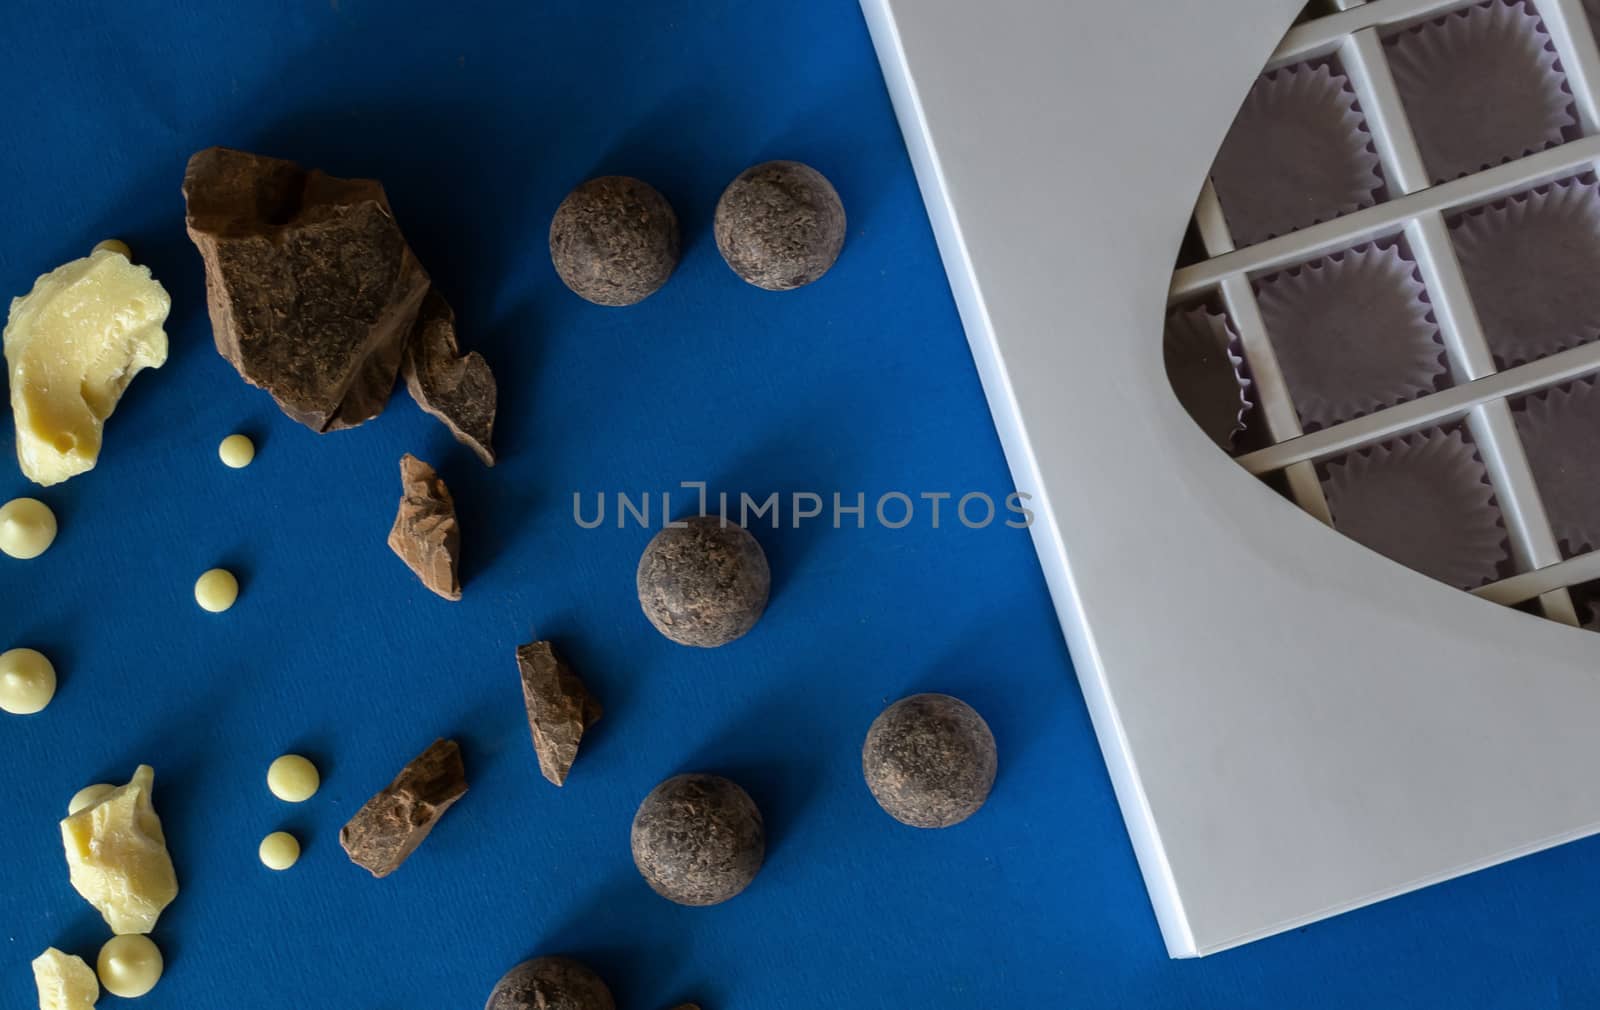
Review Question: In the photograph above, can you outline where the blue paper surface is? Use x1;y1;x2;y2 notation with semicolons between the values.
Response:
2;2;1599;1007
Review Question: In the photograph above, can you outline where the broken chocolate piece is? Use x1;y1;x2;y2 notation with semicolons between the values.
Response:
403;289;497;466
183;147;430;432
387;454;462;600
516;640;603;787
339;738;467;878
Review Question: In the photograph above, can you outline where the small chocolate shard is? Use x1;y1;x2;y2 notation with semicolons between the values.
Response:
516;640;603;787
340;738;467;878
387;454;462;600
403;289;497;466
183;147;431;432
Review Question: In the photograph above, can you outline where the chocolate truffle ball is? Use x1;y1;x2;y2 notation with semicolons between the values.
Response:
637;515;770;647
714;161;845;290
631;773;765;906
549;176;680;306
863;693;997;828
485;956;615;1010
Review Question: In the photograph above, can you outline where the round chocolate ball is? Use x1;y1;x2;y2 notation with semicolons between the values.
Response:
714;160;845;290
631;773;765;906
863;693;997;828
549;176;680;306
485;956;615;1010
636;515;770;648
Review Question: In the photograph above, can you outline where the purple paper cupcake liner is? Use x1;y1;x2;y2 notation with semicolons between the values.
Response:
1255;243;1448;431
1209;61;1384;248
1321;427;1510;590
1387;0;1577;184
1513;377;1600;556
1163;306;1252;451
1573;580;1600;630
1451;178;1600;368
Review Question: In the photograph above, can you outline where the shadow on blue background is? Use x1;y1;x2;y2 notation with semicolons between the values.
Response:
1;1;1598;1007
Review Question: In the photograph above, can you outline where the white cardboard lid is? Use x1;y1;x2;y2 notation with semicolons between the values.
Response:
861;0;1600;956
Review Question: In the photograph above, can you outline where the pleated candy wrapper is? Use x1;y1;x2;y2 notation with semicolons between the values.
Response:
1451;179;1600;368
1163;306;1252;451
1514;378;1600;557
1255;244;1448;431
1321;428;1510;591
1209;61;1384;247
1387;0;1576;184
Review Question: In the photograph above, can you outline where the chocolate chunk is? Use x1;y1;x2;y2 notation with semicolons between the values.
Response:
631;773;764;906
549;177;680;306
516;640;603;787
636;516;770;648
387;454;462;601
863;694;996;828
714;161;846;290
404;289;497;466
485;956;615;1010
340;738;467;878
183;147;432;432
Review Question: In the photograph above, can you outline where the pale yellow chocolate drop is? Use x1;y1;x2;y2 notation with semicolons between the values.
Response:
218;433;255;468
0;497;57;558
259;830;301;870
31;948;98;1010
97;934;163;998
68;783;115;815
60;763;179;934
0;647;56;715
92;238;132;259
267;754;319;802
4;248;170;486
194;568;239;613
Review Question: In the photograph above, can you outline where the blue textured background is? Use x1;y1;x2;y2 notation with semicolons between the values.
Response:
3;2;1600;1007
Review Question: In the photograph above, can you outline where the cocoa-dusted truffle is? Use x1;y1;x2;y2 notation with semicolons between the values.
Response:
486;956;615;1010
714;160;845;290
636;515;770;647
631;773;764;906
863;694;996;828
549;176;680;306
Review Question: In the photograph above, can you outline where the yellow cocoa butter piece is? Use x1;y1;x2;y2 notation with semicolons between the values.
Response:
4;249;170;486
68;783;115;815
31;948;98;1010
60;763;178;934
